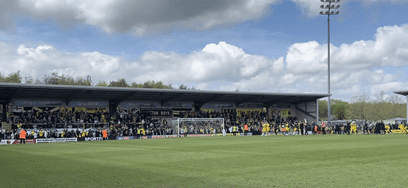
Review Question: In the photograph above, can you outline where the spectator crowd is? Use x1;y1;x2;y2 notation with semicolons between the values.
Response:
1;107;407;141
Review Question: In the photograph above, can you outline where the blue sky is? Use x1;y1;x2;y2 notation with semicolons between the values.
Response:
0;0;407;102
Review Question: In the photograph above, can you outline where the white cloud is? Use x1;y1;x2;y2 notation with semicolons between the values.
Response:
1;0;407;35
1;24;408;101
371;82;407;95
290;0;407;19
0;0;282;35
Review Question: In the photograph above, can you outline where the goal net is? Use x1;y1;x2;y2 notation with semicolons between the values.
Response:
176;118;225;137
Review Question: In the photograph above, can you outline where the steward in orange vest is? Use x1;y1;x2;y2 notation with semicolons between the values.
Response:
20;129;27;144
102;129;108;140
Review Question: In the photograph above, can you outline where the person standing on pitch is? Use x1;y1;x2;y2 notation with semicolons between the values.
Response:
363;120;368;135
20;128;27;144
350;120;357;135
299;121;304;135
232;124;238;136
304;121;309;135
265;121;270;136
274;122;279;135
322;121;326;135
102;129;108;140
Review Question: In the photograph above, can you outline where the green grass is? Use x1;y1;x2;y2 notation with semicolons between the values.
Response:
1;134;408;188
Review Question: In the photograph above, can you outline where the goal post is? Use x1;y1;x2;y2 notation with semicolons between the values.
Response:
177;118;225;137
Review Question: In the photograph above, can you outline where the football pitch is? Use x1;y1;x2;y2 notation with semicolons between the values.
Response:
1;134;408;188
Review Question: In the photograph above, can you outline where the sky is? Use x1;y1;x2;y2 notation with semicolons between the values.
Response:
0;0;408;102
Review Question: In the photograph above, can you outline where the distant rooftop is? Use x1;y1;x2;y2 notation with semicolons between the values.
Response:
394;90;408;96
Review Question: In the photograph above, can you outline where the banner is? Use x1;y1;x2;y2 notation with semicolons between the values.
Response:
116;137;124;140
391;130;406;133
36;138;56;143
0;139;36;144
36;138;77;143
239;133;253;136
187;134;212;137
151;135;166;139
85;137;103;141
281;109;291;117
57;138;77;142
0;140;14;145
212;133;233;136
26;139;37;144
165;135;178;138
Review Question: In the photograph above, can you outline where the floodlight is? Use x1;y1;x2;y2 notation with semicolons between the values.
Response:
318;0;341;130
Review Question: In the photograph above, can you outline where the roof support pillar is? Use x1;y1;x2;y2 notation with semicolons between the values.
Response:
406;96;408;124
109;100;119;116
2;102;7;122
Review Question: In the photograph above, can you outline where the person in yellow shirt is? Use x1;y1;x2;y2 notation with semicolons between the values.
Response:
399;123;408;134
137;127;142;138
262;121;269;136
285;122;290;135
232;125;238;136
39;129;44;138
399;123;405;132
385;124;390;134
350;120;357;134
293;123;298;135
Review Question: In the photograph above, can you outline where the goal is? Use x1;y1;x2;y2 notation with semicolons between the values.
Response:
176;118;225;137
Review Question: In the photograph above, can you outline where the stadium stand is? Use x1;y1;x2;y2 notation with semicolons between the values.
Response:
0;83;341;141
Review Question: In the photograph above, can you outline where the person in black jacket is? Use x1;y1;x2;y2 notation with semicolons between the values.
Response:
363;120;369;135
375;121;380;134
380;120;385;135
299;122;304;135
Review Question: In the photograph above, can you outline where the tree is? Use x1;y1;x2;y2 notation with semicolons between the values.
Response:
348;92;371;120
39;72;92;86
95;80;108;87
130;80;173;89
108;78;128;87
0;71;22;83
179;84;188;90
319;100;328;120
25;75;34;84
331;99;349;120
